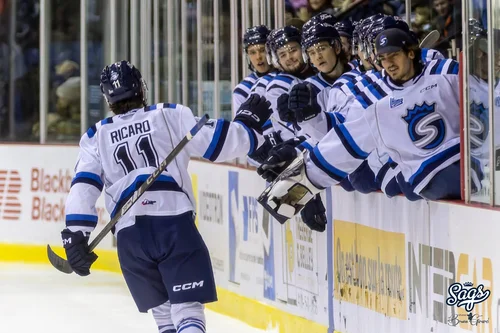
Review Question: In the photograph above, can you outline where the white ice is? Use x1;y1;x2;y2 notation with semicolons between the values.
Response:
0;263;266;333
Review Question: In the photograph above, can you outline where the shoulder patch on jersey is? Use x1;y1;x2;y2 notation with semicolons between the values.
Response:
86;124;97;138
403;102;445;150
100;117;114;125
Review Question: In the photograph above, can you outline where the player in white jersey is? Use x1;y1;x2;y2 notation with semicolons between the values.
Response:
265;25;316;140
60;61;271;333
232;25;274;114
257;28;463;223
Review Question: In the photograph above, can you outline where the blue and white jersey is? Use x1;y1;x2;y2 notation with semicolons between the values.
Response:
65;103;263;235
250;72;278;97
305;72;332;95
266;73;305;140
347;59;360;71
233;72;259;115
421;48;445;62
305;58;461;195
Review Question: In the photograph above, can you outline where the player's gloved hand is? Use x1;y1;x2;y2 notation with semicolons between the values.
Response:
248;131;283;164
277;94;295;123
257;137;306;182
234;94;272;134
300;194;327;232
61;229;98;276
288;83;321;123
257;154;323;224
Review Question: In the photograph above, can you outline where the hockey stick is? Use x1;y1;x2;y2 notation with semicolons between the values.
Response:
419;30;441;49
47;114;210;274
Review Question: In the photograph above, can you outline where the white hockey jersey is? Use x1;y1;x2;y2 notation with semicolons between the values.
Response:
305;58;461;195
265;73;305;140
250;72;278;97
233;72;260;115
66;103;263;235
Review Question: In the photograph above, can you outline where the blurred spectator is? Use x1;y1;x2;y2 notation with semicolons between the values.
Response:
432;0;462;55
53;59;79;87
337;0;396;22
33;76;81;141
286;18;306;31
285;1;297;21
308;0;335;17
411;6;433;41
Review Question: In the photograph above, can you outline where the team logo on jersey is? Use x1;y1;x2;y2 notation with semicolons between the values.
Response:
495;96;500;107
390;97;404;108
403;102;445;150
469;102;489;149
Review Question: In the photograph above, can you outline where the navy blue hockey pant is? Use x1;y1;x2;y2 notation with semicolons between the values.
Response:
419;161;461;201
116;211;217;313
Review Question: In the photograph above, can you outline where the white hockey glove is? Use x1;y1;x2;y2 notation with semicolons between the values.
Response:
257;152;323;224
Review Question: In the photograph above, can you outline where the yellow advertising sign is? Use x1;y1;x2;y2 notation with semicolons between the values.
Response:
334;220;406;319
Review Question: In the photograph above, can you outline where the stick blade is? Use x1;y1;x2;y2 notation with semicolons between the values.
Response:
420;30;441;49
47;245;74;274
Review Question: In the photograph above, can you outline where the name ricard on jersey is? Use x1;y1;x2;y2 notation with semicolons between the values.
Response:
110;120;152;144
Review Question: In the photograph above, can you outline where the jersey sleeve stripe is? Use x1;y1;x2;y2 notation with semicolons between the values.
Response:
233;87;249;98
275;75;293;84
310;146;348;182
332;122;370;159
87;125;97;138
204;119;230;161
408;143;460;185
429;60;442;75
262;119;273;131
100;117;114;125
66;214;98;227
203;119;225;160
71;172;104;191
110;174;183;218
234;120;256;155
298;141;314;151
447;61;459;74
325;112;335;131
241;80;254;89
267;84;286;92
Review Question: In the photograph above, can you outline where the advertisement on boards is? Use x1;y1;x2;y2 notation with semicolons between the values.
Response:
190;165;229;285
228;170;275;300
0;145;110;247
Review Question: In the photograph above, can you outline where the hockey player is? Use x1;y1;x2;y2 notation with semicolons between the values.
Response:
60;61;272;333
334;19;354;63
232;25;274;114
265;25;315;140
258;28;463;223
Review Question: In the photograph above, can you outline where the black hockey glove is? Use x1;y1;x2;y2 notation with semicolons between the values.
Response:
248;131;284;164
257;137;305;182
277;94;295;123
300;194;327;232
61;229;98;276
288;82;321;123
234;94;272;134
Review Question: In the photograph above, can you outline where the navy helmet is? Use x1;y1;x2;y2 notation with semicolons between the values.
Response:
335;19;354;39
268;26;302;68
100;60;147;106
243;25;271;51
302;12;337;35
301;22;341;62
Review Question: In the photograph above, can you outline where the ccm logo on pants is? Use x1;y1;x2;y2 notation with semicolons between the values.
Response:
173;281;204;292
